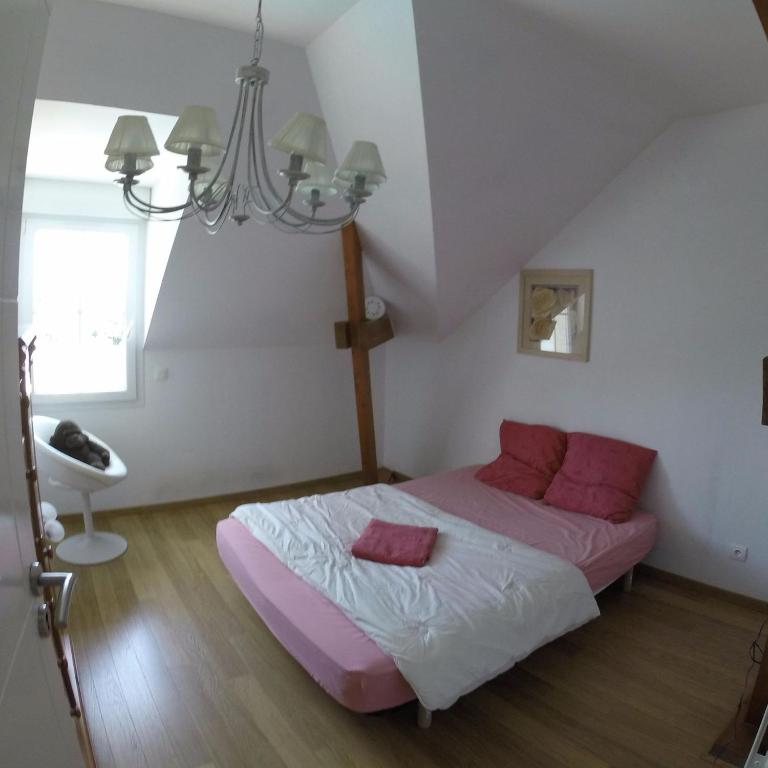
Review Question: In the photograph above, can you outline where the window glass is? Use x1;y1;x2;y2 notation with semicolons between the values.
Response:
24;218;141;400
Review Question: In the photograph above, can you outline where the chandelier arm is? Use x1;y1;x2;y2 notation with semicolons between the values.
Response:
245;87;291;216
122;192;198;222
188;163;237;221
264;214;355;235
264;215;313;234
247;82;299;215
188;82;251;229
262;204;349;233
201;209;231;235
123;183;192;216
226;81;250;192
257;193;361;229
253;84;362;227
123;182;193;215
252;195;305;228
254;80;291;206
272;198;361;228
189;181;235;232
188;171;235;223
196;79;248;197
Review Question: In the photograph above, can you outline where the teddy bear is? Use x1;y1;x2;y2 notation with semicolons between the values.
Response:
49;420;111;470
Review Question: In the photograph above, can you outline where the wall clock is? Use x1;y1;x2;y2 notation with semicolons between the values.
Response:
364;295;386;321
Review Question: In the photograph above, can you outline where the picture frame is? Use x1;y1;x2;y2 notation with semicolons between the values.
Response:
517;269;593;362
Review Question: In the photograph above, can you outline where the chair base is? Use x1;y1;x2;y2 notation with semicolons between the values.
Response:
56;532;128;565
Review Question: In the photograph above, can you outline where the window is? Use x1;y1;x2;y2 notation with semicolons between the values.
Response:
21;216;144;402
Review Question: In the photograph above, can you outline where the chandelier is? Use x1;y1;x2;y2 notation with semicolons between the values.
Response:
102;0;386;234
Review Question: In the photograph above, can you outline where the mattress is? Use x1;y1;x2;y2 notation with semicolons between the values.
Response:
216;465;657;713
399;466;657;592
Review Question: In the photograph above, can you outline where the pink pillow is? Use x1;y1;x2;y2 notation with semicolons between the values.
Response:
475;420;567;499
544;432;657;523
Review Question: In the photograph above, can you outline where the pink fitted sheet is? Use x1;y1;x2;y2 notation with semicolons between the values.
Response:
399;466;658;592
216;466;657;713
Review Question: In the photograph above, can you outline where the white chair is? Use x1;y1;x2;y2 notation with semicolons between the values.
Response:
33;415;128;565
745;704;768;767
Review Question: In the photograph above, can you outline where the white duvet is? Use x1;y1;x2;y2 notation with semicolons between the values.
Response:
231;484;600;711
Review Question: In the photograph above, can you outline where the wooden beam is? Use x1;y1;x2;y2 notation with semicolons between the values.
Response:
351;315;394;351
762;356;768;425
335;316;395;352
341;223;379;485
334;321;351;349
754;0;768;40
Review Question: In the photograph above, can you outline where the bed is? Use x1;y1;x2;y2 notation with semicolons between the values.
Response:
216;465;657;723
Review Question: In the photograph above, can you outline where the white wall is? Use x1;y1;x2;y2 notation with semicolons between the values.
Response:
383;103;768;600
36;345;360;512
29;0;363;510
307;0;438;336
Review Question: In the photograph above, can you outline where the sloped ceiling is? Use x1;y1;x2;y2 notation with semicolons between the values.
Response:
503;0;768;117
311;0;768;337
87;0;361;45
307;0;438;336
412;0;671;334
38;0;768;349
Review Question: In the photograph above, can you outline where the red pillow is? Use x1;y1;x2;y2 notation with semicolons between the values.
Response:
475;420;567;499
544;432;657;523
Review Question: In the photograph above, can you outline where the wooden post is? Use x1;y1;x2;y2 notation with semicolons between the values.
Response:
341;223;379;485
754;0;768;39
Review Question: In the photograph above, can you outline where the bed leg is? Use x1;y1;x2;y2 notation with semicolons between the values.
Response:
623;567;634;593
417;704;432;729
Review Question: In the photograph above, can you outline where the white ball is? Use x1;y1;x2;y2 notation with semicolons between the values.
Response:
40;501;58;522
44;519;65;544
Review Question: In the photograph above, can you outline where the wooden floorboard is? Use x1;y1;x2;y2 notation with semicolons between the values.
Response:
58;478;766;768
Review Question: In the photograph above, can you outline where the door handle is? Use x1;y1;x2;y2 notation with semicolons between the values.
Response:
29;562;77;629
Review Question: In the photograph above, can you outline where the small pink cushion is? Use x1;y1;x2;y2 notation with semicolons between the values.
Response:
475;420;567;499
351;519;438;567
544;432;657;523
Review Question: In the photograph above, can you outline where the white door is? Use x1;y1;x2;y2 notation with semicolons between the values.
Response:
0;1;85;766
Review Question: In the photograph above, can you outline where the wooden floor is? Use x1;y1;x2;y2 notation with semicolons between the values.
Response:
59;477;766;768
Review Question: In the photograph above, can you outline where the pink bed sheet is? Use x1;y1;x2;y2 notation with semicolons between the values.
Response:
216;466;657;713
399;466;657;592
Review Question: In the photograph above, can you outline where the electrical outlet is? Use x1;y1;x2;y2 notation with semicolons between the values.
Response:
729;544;748;562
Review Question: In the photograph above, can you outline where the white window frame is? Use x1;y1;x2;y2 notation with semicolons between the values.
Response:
20;213;145;405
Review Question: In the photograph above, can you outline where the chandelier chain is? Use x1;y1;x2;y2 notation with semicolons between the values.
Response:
251;0;264;64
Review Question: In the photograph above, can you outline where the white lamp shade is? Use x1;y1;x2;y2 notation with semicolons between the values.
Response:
104;115;159;157
269;112;327;164
165;106;224;156
297;161;338;199
105;154;154;174
334;141;386;186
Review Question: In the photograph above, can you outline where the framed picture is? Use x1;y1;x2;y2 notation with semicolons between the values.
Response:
517;269;593;362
